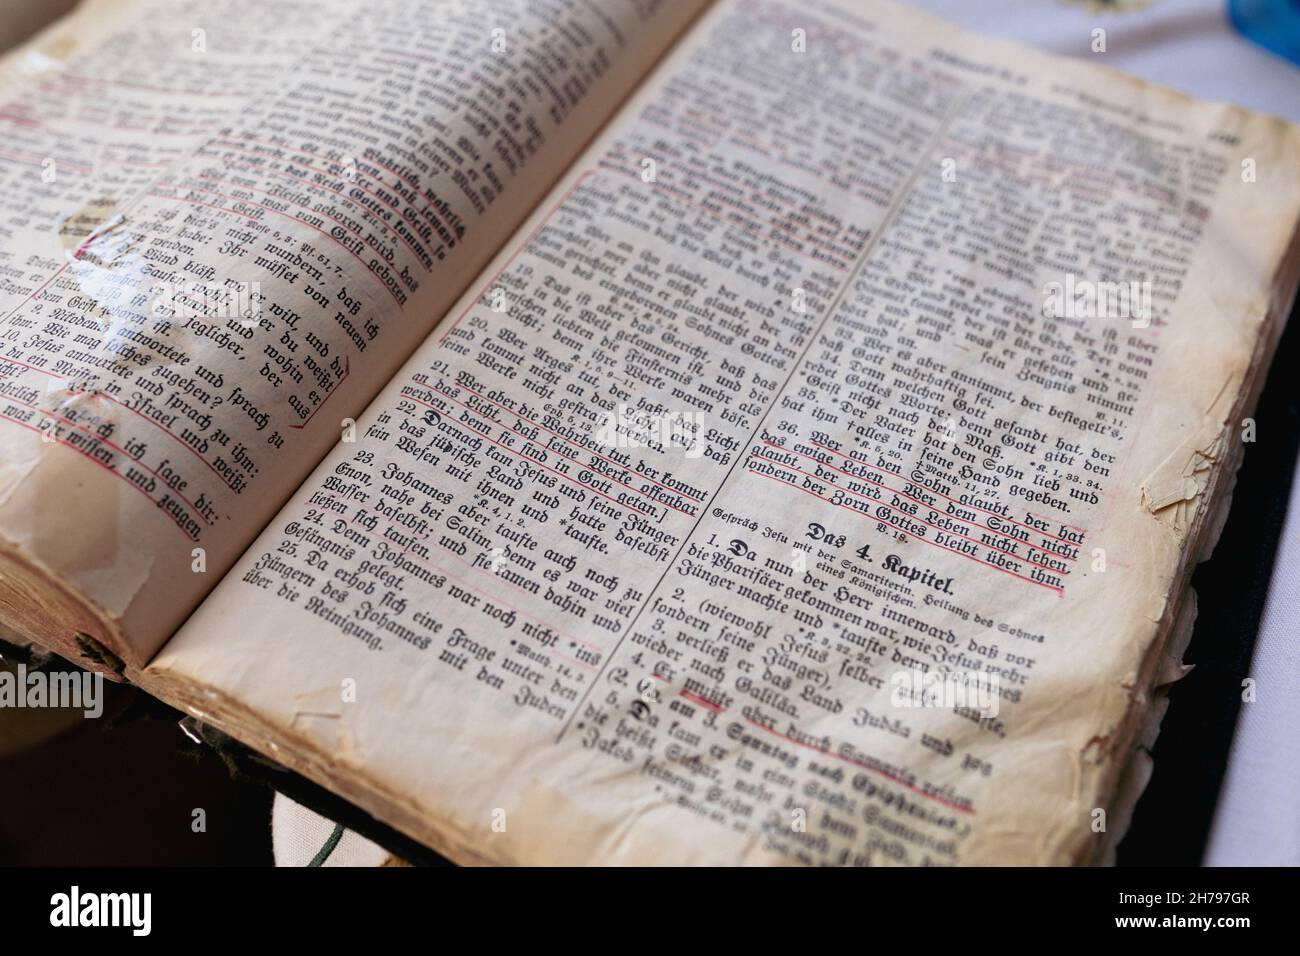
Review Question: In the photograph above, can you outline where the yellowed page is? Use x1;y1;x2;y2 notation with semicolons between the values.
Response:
146;0;1300;864
0;0;710;671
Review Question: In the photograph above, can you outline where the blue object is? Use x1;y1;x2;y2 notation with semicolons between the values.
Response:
1230;0;1300;67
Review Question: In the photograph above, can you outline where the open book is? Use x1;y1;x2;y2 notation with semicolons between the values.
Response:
2;0;1298;866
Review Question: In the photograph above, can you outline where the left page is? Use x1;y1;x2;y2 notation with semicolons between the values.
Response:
0;0;709;673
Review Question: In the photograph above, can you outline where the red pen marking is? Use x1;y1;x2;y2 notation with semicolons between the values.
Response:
745;465;1062;595
744;715;974;816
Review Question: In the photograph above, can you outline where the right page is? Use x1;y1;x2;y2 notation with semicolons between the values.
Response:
145;0;1300;865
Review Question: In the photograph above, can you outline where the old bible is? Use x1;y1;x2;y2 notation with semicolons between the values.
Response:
2;0;1298;865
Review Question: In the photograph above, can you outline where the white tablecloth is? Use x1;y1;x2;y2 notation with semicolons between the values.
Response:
904;0;1299;122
